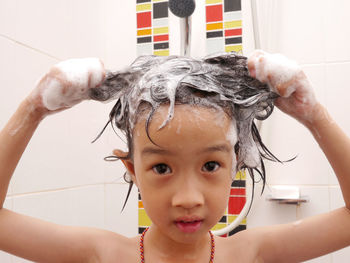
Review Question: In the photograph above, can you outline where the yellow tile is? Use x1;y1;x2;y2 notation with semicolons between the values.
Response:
228;215;247;224
206;22;223;31
138;209;152;226
206;0;222;4
224;20;242;29
137;28;152;36
211;223;227;231
153;0;167;2
136;3;151;12
153;27;169;34
234;170;246;180
225;45;243;54
154;49;169;56
227;45;243;53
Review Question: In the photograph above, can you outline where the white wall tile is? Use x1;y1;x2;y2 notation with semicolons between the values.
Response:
303;254;332;263
10;0;103;60
332;247;350;263
0;251;12;263
325;62;350;137
324;0;350;62
256;0;326;64
12;256;32;263
261;109;331;186
12;185;104;228
104;183;138;238
0;0;17;38
247;185;297;228
91;0;137;68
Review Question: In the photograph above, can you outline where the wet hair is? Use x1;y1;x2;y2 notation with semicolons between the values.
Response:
90;52;282;211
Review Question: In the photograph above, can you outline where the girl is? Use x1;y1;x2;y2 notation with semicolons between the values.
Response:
0;50;349;263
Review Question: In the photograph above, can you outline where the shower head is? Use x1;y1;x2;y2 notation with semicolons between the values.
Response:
169;0;196;18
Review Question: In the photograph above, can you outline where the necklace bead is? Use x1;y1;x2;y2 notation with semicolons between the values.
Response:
140;227;215;263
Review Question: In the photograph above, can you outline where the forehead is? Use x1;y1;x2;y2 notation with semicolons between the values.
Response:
133;104;237;153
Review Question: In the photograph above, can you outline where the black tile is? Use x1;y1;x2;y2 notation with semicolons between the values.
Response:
137;0;151;3
207;31;223;38
229;224;246;236
137;36;152;44
225;36;242;45
153;2;169;19
224;0;241;12
138;227;147;234
154;42;169;49
219;215;227;223
231;180;246;187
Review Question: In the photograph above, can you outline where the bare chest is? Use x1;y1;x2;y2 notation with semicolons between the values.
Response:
99;235;259;263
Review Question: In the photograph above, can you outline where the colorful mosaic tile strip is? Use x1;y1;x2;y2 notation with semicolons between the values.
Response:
205;0;245;237
213;171;247;237
136;0;169;235
206;0;243;54
136;0;170;56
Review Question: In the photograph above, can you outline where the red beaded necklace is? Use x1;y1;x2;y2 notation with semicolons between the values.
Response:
140;227;215;263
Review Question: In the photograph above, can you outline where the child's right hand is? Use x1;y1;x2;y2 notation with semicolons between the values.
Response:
247;50;322;126
28;58;106;117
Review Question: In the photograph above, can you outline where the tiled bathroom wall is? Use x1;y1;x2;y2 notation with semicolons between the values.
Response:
0;0;349;262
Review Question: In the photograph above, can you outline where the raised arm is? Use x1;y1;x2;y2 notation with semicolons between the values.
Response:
247;50;350;262
0;58;109;262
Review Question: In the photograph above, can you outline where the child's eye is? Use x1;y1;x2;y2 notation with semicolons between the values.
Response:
202;161;220;172
152;163;172;175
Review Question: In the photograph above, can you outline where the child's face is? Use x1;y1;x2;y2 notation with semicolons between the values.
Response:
126;104;236;242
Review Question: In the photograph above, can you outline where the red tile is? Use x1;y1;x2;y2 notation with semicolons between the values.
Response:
228;196;246;214
137;12;152;28
153;34;169;42
225;28;242;37
206;5;223;23
230;188;246;196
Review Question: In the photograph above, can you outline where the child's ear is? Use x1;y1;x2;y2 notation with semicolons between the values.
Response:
113;149;137;183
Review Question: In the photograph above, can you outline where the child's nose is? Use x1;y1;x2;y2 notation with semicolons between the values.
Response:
171;179;204;209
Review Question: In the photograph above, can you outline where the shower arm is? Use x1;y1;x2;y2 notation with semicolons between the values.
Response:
180;16;192;56
251;0;261;50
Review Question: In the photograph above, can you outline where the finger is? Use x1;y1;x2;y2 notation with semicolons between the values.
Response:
247;50;266;78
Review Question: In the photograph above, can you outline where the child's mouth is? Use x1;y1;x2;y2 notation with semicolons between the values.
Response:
175;220;203;233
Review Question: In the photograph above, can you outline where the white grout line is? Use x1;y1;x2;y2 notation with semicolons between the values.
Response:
6;181;130;198
0;33;61;61
6;183;104;197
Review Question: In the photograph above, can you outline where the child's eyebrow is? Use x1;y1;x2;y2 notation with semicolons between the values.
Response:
201;144;232;154
141;144;231;156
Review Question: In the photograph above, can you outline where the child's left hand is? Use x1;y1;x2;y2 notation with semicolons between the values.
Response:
247;50;321;125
